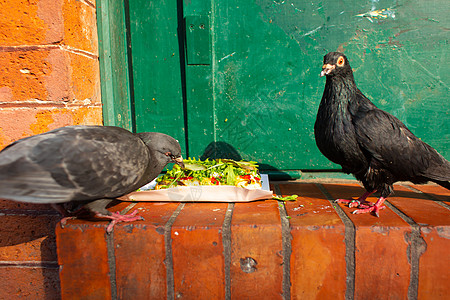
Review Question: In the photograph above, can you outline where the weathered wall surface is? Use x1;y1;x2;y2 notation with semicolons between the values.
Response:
0;0;101;298
0;0;102;150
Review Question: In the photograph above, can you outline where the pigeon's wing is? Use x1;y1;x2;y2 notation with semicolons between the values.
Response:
0;133;73;203
56;127;151;199
0;126;150;204
352;102;450;182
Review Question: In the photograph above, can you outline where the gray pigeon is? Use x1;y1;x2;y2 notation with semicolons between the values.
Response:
0;125;184;232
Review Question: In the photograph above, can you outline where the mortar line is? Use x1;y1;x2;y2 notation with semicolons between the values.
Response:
0;44;98;59
274;184;292;300
0;101;102;109
0;209;60;217
0;261;59;268
402;184;450;210
222;202;234;300
164;203;185;300
120;202;138;215
79;0;96;8
383;200;422;300
105;231;117;300
316;183;355;300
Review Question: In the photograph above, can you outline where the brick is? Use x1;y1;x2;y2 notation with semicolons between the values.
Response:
280;183;346;299
0;0;64;46
230;200;283;299
113;202;180;299
56;221;112;299
324;184;412;300
0;266;60;299
416;227;450;300
0;106;102;150
62;0;98;54
388;185;449;226
68;51;101;102
171;203;228;299
387;185;450;299
0;198;55;211
0;0;97;53
0;215;59;262
0;48;100;103
0;49;58;101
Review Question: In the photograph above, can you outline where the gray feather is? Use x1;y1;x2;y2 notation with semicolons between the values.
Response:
0;125;182;214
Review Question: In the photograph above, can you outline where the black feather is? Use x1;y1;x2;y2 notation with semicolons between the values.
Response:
314;52;450;199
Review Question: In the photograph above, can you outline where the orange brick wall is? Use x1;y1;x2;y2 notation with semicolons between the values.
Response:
0;0;101;298
55;183;450;299
0;0;102;150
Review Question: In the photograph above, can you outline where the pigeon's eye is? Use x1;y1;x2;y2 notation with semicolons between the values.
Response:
166;152;178;160
337;56;345;67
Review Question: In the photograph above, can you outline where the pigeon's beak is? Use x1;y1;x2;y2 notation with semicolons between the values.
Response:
320;64;335;77
173;156;185;168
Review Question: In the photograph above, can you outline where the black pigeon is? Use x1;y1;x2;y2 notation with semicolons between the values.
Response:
0;125;184;231
314;52;450;216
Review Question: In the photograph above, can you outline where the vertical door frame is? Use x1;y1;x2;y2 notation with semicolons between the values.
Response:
96;0;134;131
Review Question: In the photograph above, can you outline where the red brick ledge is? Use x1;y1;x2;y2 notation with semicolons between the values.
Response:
56;183;450;299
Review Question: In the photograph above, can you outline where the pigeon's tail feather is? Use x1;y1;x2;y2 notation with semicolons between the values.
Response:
0;173;75;204
425;157;450;190
0;193;70;204
420;154;450;183
0;184;74;203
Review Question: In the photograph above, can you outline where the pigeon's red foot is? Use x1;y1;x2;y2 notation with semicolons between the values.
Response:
95;210;145;233
352;197;387;217
60;216;77;228
335;198;368;208
54;204;90;228
335;191;375;208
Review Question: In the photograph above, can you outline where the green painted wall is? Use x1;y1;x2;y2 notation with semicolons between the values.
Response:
98;0;449;175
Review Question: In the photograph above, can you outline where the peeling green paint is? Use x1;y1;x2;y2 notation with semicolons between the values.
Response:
100;0;449;174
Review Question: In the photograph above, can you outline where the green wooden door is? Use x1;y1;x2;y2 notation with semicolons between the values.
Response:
98;0;450;177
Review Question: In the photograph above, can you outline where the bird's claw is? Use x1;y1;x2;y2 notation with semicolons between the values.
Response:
349;200;360;208
103;209;145;234
335;198;363;208
60;216;76;228
352;205;385;216
335;198;354;205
